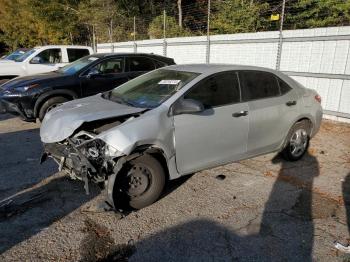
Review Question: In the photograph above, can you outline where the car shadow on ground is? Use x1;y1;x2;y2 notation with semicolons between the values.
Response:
92;152;321;261
0;128;99;254
161;174;194;200
0;124;328;260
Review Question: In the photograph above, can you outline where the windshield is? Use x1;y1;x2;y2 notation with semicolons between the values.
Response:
14;49;36;62
4;50;28;61
109;69;200;108
57;55;100;75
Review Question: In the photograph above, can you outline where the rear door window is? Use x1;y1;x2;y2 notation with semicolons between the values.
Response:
277;77;292;95
67;48;90;62
127;57;156;72
92;58;124;75
184;71;240;108
239;71;280;101
153;59;167;68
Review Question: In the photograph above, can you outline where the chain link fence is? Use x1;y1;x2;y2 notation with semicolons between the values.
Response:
97;0;350;121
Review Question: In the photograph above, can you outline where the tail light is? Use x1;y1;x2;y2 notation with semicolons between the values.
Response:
315;94;321;103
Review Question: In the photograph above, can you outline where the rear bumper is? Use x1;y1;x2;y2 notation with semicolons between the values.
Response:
311;108;323;138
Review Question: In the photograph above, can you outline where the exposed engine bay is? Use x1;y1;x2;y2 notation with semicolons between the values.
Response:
41;114;140;201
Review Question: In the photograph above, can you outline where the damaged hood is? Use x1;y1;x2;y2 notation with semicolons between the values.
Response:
40;94;145;143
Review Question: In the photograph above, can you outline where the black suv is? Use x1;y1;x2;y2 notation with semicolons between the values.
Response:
0;53;175;121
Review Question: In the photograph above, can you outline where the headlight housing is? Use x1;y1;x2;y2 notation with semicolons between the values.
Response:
13;84;39;92
80;138;123;160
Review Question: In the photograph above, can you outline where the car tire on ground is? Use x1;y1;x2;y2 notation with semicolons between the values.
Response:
282;120;310;161
114;154;166;210
38;96;69;121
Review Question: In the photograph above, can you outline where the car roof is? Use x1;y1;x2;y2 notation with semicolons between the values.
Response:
94;52;173;60
34;45;92;49
164;64;280;74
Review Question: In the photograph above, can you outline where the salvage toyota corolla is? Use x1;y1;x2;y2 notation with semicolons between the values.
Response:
40;64;323;210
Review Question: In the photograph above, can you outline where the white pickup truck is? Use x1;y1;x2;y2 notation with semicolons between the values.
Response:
0;45;93;82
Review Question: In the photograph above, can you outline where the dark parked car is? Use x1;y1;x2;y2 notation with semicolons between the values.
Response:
0;53;175;121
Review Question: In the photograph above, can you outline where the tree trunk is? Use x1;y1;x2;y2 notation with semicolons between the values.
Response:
177;0;182;28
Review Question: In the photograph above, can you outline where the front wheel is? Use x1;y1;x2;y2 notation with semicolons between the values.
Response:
282;121;310;161
38;96;68;121
114;154;166;210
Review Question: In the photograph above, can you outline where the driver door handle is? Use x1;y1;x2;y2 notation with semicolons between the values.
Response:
286;100;297;106
232;111;248;117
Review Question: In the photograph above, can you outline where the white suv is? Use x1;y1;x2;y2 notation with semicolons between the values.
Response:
0;45;93;82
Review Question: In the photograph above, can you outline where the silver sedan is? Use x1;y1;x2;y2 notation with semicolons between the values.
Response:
40;64;323;210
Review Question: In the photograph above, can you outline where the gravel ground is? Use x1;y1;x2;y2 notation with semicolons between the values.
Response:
0;114;349;261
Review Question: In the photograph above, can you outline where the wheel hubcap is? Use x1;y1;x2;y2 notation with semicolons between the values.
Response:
46;103;61;113
125;165;151;197
290;129;308;157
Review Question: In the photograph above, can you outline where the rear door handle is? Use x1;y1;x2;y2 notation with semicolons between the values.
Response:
232;111;248;117
286;100;297;106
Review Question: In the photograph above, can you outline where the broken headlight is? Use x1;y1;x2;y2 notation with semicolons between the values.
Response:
80;139;106;164
80;139;123;161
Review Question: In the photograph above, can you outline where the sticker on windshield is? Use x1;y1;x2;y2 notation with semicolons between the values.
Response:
158;80;181;85
88;57;99;61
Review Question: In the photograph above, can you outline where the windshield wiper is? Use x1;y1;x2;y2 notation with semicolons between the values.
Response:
109;93;135;107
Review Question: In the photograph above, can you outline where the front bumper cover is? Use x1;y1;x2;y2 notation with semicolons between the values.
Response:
0;98;35;121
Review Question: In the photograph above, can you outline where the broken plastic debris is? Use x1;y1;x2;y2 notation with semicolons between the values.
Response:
335;242;350;253
82;201;113;213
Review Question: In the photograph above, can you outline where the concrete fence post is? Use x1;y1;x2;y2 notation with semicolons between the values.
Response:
133;16;137;53
276;0;286;70
163;10;167;56
206;0;211;64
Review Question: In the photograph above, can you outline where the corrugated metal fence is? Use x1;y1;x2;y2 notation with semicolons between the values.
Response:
97;26;350;121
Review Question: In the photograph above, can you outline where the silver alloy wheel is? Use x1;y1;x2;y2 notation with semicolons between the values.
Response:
46;103;61;113
289;128;308;158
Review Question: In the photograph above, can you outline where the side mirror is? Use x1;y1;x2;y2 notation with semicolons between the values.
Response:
172;98;204;115
86;68;100;79
30;56;42;64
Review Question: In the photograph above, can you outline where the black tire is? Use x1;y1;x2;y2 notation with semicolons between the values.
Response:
114;154;166;210
38;96;68;121
282;120;310;161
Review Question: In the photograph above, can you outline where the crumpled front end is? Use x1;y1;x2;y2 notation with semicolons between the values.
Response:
40;94;174;210
42;128;125;193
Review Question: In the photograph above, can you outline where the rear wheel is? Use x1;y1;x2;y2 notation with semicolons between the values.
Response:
114;154;165;210
282;120;310;161
38;96;69;121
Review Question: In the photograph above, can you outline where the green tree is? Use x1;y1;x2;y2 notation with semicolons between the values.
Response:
0;0;44;49
148;15;191;39
210;0;270;34
285;0;350;29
